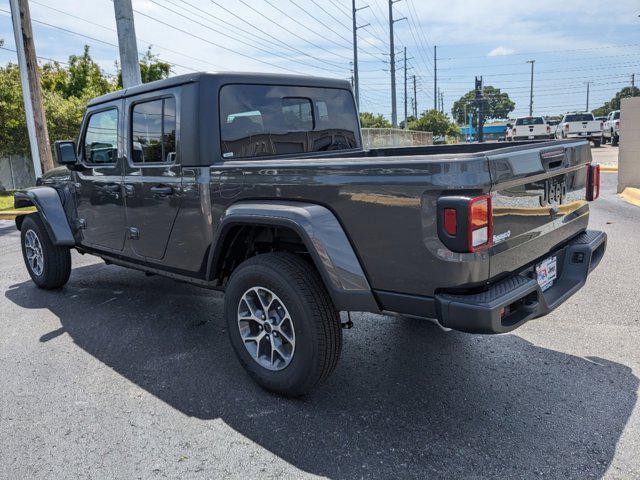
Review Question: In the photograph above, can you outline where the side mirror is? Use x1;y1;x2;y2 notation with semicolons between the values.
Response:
54;140;78;166
506;123;512;128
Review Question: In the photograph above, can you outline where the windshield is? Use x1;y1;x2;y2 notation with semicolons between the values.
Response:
565;114;594;122
515;117;544;126
219;84;360;159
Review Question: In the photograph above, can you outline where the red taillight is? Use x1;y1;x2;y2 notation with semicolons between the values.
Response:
587;164;600;201
546;126;551;134
615;120;620;128
513;128;517;135
565;124;569;130
444;208;457;235
468;195;492;252
600;122;604;130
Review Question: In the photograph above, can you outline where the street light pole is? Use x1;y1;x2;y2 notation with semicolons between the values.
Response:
526;60;535;117
586;81;590;111
351;1;370;110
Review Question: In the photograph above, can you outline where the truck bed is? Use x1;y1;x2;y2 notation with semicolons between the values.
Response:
211;138;593;305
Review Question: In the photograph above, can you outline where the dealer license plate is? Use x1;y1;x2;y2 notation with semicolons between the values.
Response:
536;256;557;291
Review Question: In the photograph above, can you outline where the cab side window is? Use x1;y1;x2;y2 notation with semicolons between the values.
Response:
83;109;118;165
131;97;177;164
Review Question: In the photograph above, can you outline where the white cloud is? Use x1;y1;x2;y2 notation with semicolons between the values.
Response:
488;46;516;57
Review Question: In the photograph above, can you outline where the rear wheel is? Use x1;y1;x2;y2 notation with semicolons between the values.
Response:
224;253;342;396
593;139;601;148
611;132;619;146
20;214;71;289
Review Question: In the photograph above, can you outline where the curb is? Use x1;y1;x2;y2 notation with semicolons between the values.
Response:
0;209;34;220
601;165;618;173
619;188;640;207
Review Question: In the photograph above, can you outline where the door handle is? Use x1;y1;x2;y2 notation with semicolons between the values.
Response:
150;185;174;197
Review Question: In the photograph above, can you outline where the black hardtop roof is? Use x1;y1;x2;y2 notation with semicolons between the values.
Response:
87;72;353;107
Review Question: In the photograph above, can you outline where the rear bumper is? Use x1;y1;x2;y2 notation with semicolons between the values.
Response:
566;133;602;140
513;134;551;141
434;230;607;334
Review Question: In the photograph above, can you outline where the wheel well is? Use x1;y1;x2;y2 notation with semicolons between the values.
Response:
212;224;314;287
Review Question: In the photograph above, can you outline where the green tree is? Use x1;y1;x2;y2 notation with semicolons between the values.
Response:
117;48;171;87
65;45;113;98
451;86;515;125
592;86;640;116
408;109;459;137
0;45;172;159
359;111;392;128
0;46;119;158
0;63;30;156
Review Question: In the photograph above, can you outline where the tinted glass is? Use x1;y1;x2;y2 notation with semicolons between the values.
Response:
83;109;118;164
565;114;594;122
220;85;360;159
515;117;544;126
131;97;177;163
613;111;620;120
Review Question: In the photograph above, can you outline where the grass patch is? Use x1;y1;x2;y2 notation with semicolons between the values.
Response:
0;191;35;212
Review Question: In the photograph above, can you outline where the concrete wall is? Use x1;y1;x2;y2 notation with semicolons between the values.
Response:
0;156;36;190
618;97;640;193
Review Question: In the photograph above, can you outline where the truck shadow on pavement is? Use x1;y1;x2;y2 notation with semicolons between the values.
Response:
5;262;638;479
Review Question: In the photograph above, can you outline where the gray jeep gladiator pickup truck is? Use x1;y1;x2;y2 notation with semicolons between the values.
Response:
14;72;606;396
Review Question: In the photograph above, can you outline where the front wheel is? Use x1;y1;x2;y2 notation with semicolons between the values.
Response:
224;253;342;396
20;214;71;289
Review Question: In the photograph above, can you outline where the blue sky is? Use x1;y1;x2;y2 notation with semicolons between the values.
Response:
0;0;639;122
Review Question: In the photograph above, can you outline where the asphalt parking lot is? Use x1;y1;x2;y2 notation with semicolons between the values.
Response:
1;152;639;479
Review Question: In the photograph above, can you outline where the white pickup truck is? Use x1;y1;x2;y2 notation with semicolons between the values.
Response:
603;110;620;146
508;116;552;141
556;112;603;147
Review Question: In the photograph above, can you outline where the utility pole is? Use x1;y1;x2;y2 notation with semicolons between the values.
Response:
586;81;590;111
10;0;54;177
388;0;406;128
632;73;635;94
526;59;535;117
433;45;437;110
403;47;408;128
412;74;417;118
351;1;370;110
113;0;141;88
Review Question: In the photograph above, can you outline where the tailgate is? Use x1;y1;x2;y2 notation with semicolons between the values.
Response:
568;121;600;135
487;140;592;279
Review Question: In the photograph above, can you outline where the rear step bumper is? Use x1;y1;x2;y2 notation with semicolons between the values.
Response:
435;230;607;334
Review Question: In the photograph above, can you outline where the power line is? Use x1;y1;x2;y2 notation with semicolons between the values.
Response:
147;0;348;74
439;43;640;61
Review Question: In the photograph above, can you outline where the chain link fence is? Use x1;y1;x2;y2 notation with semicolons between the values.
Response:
361;128;433;149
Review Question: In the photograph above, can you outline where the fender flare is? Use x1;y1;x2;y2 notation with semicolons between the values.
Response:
14;187;75;246
211;201;379;313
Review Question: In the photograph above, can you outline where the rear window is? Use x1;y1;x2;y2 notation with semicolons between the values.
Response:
613;111;620;120
219;84;360;159
515;117;544;126
565;114;594;122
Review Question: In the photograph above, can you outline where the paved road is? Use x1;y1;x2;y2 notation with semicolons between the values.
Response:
592;144;619;167
1;171;639;479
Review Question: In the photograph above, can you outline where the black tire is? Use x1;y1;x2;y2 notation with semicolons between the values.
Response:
612;133;619;146
224;253;342;397
20;214;71;289
593;139;601;148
